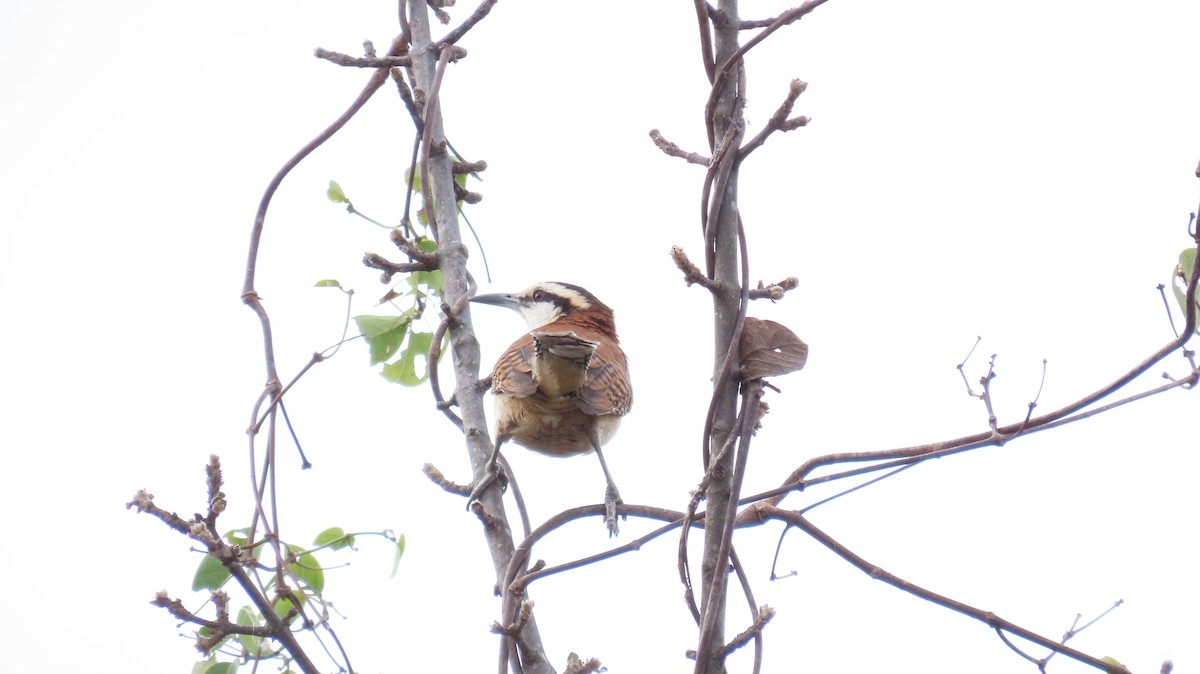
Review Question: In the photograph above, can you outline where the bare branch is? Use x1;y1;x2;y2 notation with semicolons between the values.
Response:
563;653;605;674
423;463;471;495
703;1;831;153
314;48;412;68
694;381;762;671
402;12;551;669
747;276;798;300
428;315;464;429
723;605;775;655
767;507;1132;674
727;547;765;674
492;599;535;636
390;227;441;265
1043;600;1125;669
437;0;499;46
738;373;1196;518
692;0;716;83
453;159;488;173
151;591;278;654
362;252;435;282
650;129;711;165
680;429;743;623
391;69;424;132
130;459;322;674
243;33;407;402
671;245;718;291
740;79;809;159
703;2;783;29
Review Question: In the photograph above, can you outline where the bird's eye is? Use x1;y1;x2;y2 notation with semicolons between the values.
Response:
532;290;545;301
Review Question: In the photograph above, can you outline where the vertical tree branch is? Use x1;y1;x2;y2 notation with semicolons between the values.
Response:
697;2;745;673
405;4;554;673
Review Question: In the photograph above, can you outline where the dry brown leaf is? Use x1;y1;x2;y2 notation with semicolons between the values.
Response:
739;317;808;380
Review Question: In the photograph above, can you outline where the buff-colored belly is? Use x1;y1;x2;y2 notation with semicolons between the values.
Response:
495;393;621;457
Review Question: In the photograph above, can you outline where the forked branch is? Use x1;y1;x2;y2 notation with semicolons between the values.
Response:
768;506;1133;674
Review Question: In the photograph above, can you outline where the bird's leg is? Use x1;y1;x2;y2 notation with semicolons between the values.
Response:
589;429;623;537
467;437;507;509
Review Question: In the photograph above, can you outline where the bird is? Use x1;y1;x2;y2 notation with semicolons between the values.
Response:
469;282;633;536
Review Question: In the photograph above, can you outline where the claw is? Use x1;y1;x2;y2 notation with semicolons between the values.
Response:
604;483;624;537
467;456;507;510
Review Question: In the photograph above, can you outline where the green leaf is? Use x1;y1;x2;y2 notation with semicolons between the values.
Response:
354;315;411;365
193;658;238;674
383;332;434;386
390;533;406;579
314;526;354;550
314;279;342;288
1173;248;1200;334
404;166;422;193
313;526;344;546
326;180;347;203
222;528;262;561
419;269;444;294
380;360;405;384
288;544;325;594
236;607;265;657
1181;247;1197;281
272;592;306;623
407;269;444;298
273;597;294;619
416;237;438;253
1101;656;1124;667
225;528;251;546
192;554;231;591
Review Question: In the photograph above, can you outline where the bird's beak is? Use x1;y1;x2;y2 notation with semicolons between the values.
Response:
470;292;521;311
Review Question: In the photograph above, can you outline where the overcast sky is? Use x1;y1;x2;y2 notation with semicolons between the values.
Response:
2;2;1198;673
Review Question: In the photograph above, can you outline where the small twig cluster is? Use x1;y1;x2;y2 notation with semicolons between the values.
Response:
128;457;322;674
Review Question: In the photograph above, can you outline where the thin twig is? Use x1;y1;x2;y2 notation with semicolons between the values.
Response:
418;44;468;240
747;276;798;300
314;48;412;67
704;0;832;130
726;548;766;674
680;429;743;623
703;2;784;30
672;245;719;291
363;252;435;282
723;604;775;656
737;365;1197;516
768;508;1131;674
128;462;322;674
692;0;717;84
739;79;809;159
437;0;499;46
650;129;711;165
694;382;762;668
428;316;464;429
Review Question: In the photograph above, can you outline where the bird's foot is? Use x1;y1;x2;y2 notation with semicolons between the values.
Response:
466;460;507;510
604;483;624;537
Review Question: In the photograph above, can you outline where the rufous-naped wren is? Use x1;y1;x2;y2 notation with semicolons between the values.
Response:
470;282;632;536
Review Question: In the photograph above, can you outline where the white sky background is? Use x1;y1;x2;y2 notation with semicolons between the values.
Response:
1;1;1198;673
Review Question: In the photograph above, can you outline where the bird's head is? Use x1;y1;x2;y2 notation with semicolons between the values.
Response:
471;282;612;331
